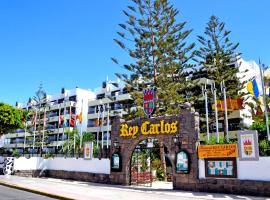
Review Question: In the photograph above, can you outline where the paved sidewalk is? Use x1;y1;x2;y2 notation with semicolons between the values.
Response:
0;175;268;200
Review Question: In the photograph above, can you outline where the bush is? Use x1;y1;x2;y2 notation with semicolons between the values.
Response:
12;150;20;158
156;168;165;181
44;152;55;159
203;135;237;145
259;139;270;156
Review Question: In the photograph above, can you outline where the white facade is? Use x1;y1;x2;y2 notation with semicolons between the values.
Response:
4;87;95;153
87;79;133;147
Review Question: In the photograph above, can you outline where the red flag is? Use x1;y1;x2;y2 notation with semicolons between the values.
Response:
58;115;64;127
70;111;76;127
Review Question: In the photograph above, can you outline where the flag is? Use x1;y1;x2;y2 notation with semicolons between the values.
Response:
23;112;28;127
70;111;76;127
76;112;83;124
247;79;262;98
58;115;64;127
32;113;37;128
43;110;46;128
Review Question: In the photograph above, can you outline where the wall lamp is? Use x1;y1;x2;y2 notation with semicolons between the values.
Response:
173;135;181;149
113;138;121;151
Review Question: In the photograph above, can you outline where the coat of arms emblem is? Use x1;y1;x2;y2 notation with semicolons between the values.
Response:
143;88;156;116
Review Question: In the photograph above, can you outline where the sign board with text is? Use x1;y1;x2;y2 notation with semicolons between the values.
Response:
198;144;238;159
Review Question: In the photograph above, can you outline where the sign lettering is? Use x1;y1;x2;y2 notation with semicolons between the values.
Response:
198;144;238;159
120;120;178;138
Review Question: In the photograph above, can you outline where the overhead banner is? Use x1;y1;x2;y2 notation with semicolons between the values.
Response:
237;130;259;161
212;98;243;111
198;144;238;159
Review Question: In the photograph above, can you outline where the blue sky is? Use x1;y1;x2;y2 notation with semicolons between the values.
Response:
0;0;269;105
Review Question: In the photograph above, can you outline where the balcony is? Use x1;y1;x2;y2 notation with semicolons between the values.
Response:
115;93;132;101
48;101;76;111
87;125;111;133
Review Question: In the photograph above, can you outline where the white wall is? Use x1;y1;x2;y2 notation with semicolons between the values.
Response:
237;157;270;181
14;157;110;174
199;157;270;181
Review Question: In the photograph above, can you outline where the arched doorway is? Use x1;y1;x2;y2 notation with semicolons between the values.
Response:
130;138;173;188
110;111;200;190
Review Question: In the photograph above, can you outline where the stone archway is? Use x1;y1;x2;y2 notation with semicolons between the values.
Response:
110;109;200;190
129;137;174;187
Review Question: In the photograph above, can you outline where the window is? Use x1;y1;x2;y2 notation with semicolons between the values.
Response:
111;90;120;97
122;88;128;94
88;106;95;114
87;119;95;127
96;93;105;99
69;95;77;102
58;98;64;103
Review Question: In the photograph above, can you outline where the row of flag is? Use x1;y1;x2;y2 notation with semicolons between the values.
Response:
23;109;83;129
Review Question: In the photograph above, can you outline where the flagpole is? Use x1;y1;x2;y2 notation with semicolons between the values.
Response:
259;60;270;142
221;80;229;143
62;100;67;148
101;104;105;149
73;107;76;157
33;109;37;151
79;99;83;149
23;105;28;154
211;82;219;143
68;104;71;151
202;83;209;141
57;105;61;150
106;103;110;148
42;107;46;150
97;105;100;149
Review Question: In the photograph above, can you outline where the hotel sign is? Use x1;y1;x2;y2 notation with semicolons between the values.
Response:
198;144;238;159
119;120;178;138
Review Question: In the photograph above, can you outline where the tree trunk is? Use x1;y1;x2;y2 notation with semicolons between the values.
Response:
158;140;167;181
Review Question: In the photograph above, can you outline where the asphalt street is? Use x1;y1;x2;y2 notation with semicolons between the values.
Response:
0;185;56;200
0;176;269;200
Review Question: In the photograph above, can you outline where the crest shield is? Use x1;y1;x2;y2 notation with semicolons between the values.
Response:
143;88;156;116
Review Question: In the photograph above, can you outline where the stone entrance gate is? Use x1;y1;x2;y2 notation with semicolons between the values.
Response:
110;109;200;189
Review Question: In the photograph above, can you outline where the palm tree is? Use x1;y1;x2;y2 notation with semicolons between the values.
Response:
62;130;95;157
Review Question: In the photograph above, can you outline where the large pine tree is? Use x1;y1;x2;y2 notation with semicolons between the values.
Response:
195;15;245;98
112;0;195;182
112;0;195;118
194;15;247;139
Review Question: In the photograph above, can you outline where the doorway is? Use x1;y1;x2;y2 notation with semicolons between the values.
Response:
130;138;173;189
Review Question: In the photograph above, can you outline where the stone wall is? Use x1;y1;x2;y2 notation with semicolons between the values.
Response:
174;178;270;197
14;170;110;184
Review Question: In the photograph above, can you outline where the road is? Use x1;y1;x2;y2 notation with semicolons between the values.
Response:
0;175;268;200
0;185;56;200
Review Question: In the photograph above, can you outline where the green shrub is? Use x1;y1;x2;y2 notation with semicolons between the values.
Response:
12;150;20;158
44;152;55;159
259;139;270;156
156;168;165;181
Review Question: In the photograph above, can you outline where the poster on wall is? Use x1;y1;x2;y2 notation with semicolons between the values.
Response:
205;158;237;178
237;130;259;161
176;150;189;174
84;142;93;160
111;153;122;172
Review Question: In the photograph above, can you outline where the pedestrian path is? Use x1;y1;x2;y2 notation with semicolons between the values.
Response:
0;175;268;200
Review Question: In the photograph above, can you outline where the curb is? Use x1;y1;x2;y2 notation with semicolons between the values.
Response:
0;180;75;200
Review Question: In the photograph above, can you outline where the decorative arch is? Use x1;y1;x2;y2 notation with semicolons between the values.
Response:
110;110;200;189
